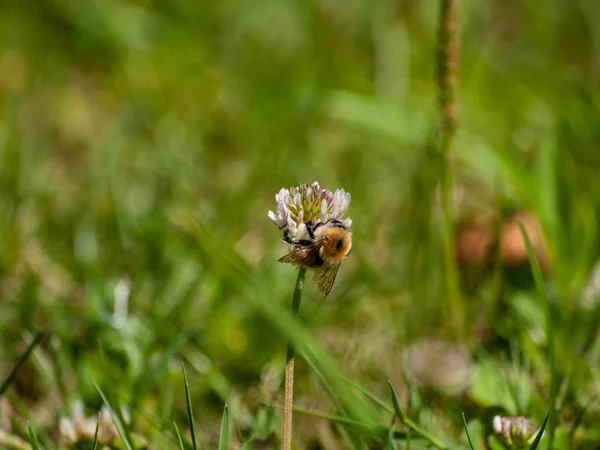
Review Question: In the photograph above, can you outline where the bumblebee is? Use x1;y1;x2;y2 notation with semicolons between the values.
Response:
278;219;352;296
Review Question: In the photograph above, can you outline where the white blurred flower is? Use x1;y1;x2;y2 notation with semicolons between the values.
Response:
405;338;472;394
113;278;131;328
268;182;352;239
581;260;600;309
59;417;78;445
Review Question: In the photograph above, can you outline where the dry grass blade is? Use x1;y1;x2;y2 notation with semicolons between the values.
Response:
91;413;100;450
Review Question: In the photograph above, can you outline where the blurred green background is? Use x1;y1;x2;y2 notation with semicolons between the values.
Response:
2;0;600;449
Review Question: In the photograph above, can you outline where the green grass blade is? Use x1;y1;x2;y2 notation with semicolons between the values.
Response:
95;384;135;450
218;404;229;450
518;221;556;450
27;424;41;450
307;366;365;448
0;332;46;396
182;362;198;450
388;382;447;450
569;395;597;440
386;416;396;450
529;413;549;450
461;412;475;450
388;382;407;422
91;413;100;450
245;278;379;430
292;405;387;436
173;422;186;450
343;376;393;414
133;332;188;400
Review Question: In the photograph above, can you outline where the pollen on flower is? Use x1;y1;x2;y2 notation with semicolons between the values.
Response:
268;182;352;240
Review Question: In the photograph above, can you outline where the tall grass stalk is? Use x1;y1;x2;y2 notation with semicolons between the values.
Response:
437;0;463;338
283;268;307;450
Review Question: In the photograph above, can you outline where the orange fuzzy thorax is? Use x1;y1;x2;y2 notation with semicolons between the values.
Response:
318;227;352;262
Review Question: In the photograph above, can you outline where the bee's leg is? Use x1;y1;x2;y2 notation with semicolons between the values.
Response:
282;228;294;244
283;238;314;246
312;220;324;232
282;228;313;246
305;220;316;240
328;219;345;228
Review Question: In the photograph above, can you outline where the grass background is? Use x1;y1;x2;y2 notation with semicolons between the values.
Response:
1;0;600;448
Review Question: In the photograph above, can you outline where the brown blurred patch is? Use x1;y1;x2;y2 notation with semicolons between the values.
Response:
500;211;550;271
0;398;15;431
455;220;495;267
12;360;42;403
454;210;550;273
0;50;29;94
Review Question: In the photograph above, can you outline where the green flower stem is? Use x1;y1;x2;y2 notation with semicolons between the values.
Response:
283;268;307;450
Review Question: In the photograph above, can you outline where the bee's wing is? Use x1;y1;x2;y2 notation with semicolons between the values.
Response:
277;249;307;265
314;261;341;297
278;241;324;267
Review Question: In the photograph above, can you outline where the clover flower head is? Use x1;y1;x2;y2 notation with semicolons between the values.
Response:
492;415;540;448
59;401;120;446
268;181;352;239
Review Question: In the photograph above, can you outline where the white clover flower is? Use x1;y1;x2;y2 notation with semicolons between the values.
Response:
268;182;352;239
492;415;540;448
